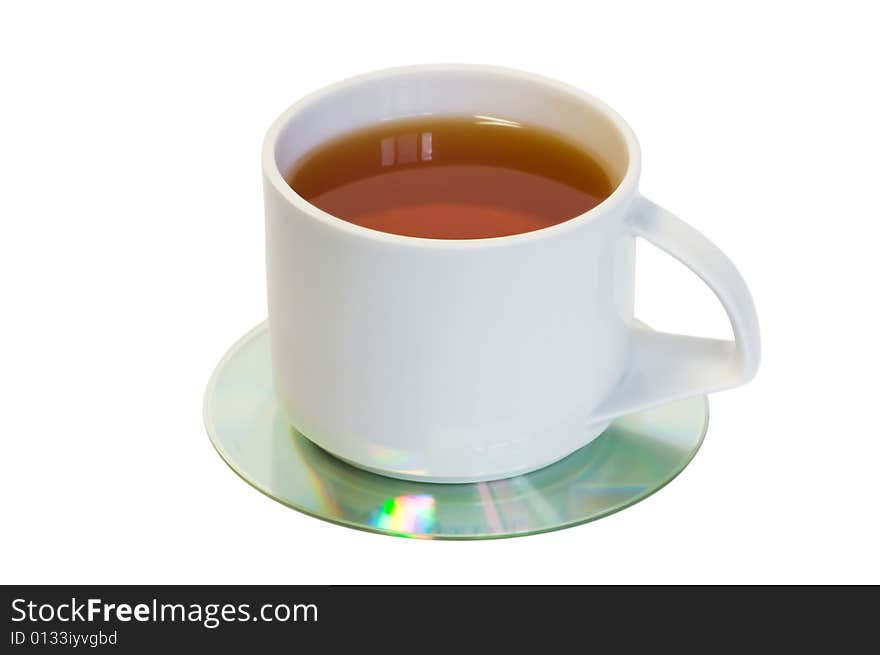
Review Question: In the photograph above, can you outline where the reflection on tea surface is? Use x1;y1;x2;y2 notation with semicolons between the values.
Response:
286;116;612;239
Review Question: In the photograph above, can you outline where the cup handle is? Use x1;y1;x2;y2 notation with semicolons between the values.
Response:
591;195;761;422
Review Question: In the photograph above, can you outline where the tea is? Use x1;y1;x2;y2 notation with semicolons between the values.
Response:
285;116;613;239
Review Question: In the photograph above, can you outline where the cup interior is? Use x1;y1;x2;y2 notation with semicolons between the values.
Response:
268;66;635;196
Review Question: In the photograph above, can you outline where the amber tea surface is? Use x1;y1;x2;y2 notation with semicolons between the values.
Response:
286;116;613;239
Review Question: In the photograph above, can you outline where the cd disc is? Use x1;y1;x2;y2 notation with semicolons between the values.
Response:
204;323;708;539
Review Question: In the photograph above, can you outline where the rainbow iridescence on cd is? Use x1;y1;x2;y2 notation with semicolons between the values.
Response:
369;495;436;535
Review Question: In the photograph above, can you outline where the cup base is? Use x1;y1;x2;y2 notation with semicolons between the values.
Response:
204;322;709;539
323;420;610;484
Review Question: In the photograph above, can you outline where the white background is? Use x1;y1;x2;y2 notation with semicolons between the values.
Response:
2;1;878;584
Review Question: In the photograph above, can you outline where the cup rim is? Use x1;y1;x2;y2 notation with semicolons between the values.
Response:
262;64;642;249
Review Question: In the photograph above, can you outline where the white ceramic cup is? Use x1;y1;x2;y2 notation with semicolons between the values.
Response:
262;65;760;483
